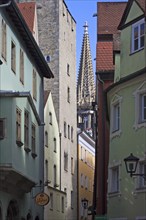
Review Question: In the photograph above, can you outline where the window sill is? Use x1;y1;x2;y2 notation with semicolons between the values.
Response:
135;187;146;193
133;121;146;130
108;191;121;198
24;147;31;153
31;152;37;159
130;47;144;56
16;140;23;147
54;183;59;188
110;129;122;139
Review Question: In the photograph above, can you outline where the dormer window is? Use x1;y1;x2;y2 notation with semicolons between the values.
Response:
131;18;145;53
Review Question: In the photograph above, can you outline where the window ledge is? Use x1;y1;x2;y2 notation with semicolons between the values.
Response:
133;122;146;130
130;47;144;56
135;187;146;193
108;191;121;198
16;140;23;147
54;183;59;188
24;147;31;153
110;129;122;139
31;152;37;159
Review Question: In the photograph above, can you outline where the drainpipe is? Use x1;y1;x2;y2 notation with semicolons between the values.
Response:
59;132;62;190
77;129;82;220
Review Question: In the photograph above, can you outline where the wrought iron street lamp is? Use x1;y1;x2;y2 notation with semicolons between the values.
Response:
124;153;146;180
82;198;88;209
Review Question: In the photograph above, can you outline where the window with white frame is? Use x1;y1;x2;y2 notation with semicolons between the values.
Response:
45;131;48;147
109;165;120;194
1;19;7;60
64;152;68;171
141;94;146;122
131;18;145;53
11;40;16;73
0;118;6;140
50;193;53;210
16;107;21;142
61;196;64;213
53;138;57;152
133;82;146;129
71;191;74;209
33;69;37;100
137;161;146;189
49;112;52;125
64;121;67;137
71;126;73;142
24;110;29;148
20;49;24;84
111;95;122;138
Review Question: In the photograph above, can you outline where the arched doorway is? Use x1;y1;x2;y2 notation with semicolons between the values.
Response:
6;200;19;220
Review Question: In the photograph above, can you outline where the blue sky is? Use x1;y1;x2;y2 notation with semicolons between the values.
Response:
65;0;128;75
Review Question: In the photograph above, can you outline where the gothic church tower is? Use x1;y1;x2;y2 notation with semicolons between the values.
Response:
77;22;96;138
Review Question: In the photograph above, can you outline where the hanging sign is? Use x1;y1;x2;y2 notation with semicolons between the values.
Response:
35;192;49;206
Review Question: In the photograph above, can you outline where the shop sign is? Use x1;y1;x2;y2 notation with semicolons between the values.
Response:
35;192;49;206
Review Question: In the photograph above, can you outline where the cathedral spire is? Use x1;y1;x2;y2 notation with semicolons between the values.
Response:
77;21;95;108
77;22;96;138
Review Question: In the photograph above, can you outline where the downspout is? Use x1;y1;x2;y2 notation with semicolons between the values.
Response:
59;132;62;190
77;129;82;220
98;74;106;215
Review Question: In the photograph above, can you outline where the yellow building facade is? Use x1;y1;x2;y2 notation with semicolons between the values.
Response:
78;131;95;220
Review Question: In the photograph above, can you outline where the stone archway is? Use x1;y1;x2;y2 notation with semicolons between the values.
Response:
6;200;19;220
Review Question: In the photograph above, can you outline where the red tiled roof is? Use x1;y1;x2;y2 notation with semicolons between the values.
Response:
96;41;114;71
17;2;35;33
98;2;127;35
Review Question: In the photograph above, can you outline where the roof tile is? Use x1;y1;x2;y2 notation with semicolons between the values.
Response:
17;2;35;33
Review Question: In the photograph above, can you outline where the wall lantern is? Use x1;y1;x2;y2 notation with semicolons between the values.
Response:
124;153;146;180
82;198;88;209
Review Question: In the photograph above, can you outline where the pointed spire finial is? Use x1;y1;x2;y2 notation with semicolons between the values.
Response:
83;21;88;34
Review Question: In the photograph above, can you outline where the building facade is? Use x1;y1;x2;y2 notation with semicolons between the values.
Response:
0;1;53;219
36;1;77;219
107;0;146;219
95;2;126;218
44;91;66;220
77;131;95;220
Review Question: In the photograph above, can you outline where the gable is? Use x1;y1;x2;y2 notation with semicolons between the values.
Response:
125;0;144;24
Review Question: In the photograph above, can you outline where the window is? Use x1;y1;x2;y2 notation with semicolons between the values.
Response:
80;200;84;217
64;121;67;137
85;176;88;189
64;152;68;171
67;87;70;103
81;146;83;161
54;165;57;187
24;110;29;150
109;166;120;193
45;131;48;147
11;41;16;73
45;160;48;183
61;196;64;213
133;83;146;129
132;19;145;53
33;69;37;100
81;173;84;187
20;49;24;84
16;107;21;143
71;126;73;142
138;162;146;189
71;191;74;209
31;123;36;158
54;138;56;152
67;64;70;75
1;19;7;60
71;157;74;174
141;94;146;122
113;103;120;132
68;125;70;139
111;95;122;138
0;118;5;139
50;193;53;210
49;112;52;125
